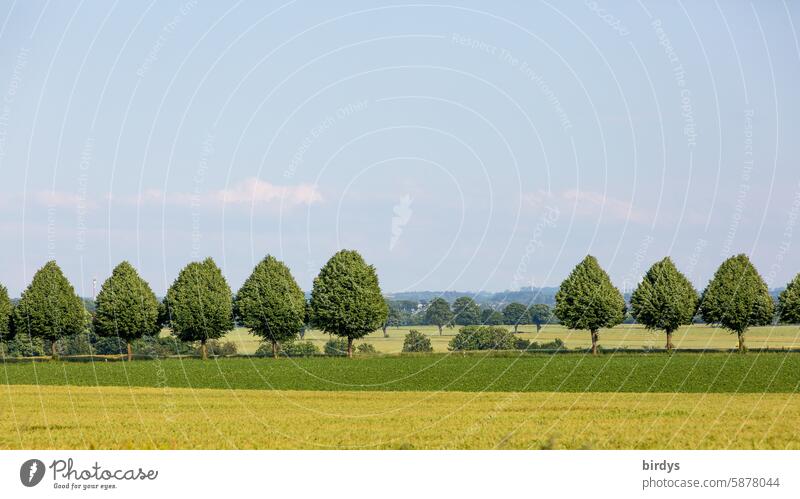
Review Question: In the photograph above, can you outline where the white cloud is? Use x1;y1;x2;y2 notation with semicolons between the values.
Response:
524;188;650;224
216;178;322;206
109;178;323;209
35;190;98;209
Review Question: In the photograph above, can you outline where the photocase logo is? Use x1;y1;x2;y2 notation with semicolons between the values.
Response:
390;194;413;251
20;459;45;487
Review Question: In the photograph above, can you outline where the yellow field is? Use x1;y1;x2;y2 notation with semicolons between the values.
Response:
220;324;800;355
2;385;798;449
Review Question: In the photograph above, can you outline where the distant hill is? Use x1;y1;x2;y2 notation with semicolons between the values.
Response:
387;287;785;307
386;287;561;306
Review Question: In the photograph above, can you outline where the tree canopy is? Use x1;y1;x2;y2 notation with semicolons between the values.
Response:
94;261;160;360
424;297;453;335
235;255;306;358
0;283;12;342
13;261;85;357
452;296;481;326
778;273;800;324
502;302;528;332
310;249;388;357
630;257;698;351
554;255;626;354
699;254;773;352
527;304;552;332
163;258;234;359
382;300;403;337
481;308;504;325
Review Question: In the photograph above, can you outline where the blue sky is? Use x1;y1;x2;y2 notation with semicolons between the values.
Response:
0;0;798;296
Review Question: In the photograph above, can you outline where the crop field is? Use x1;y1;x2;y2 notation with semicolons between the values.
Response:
221;324;800;355
2;354;799;393
3;355;798;450
1;385;798;449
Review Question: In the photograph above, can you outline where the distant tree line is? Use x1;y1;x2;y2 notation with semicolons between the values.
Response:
1;251;799;359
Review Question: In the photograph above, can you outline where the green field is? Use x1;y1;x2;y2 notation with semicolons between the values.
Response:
2;385;798;449
3;354;798;449
2;354;799;393
221;324;800;355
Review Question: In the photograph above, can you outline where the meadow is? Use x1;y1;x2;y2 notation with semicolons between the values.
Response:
2;354;799;393
2;385;797;449
221;324;800;355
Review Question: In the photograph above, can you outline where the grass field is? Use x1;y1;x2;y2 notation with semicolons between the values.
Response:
2;385;798;449
2;354;799;392
221;324;800;355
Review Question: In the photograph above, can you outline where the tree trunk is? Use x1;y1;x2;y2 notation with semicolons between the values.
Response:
272;340;278;359
665;331;674;352
513;324;518;334
590;330;599;355
738;332;746;353
201;339;207;360
51;341;58;360
536;323;542;333
438;325;443;336
347;337;353;358
382;326;388;338
127;342;133;361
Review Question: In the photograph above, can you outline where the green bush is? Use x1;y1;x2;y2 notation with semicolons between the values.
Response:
1;333;46;357
324;338;350;356
254;343;272;357
356;343;377;354
283;340;319;357
130;336;162;357
402;330;433;353
521;338;566;351
91;336;128;355
256;340;319;358
198;339;237;357
448;326;516;351
55;332;95;356
134;335;193;357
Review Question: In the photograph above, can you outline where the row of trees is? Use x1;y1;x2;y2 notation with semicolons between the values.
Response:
2;251;800;359
421;298;551;335
0;250;387;360
555;254;799;354
381;299;554;333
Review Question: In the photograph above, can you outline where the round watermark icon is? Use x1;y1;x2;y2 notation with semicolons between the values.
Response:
19;459;45;487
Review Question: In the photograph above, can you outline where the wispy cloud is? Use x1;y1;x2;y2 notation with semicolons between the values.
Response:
34;190;98;209
216;178;322;206
109;177;323;209
524;188;650;224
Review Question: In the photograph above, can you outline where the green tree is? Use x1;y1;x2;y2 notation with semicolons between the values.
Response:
402;330;433;352
424;297;453;335
481;308;504;325
630;257;698;351
700;254;773;353
300;299;311;339
502;302;528;333
163;258;234;359
310;249;388;358
527;304;552;332
554;255;626;355
93;261;160;361
382;300;402;337
0;283;12;343
452;296;481;326
14;261;85;358
235;255;306;358
778;273;800;324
